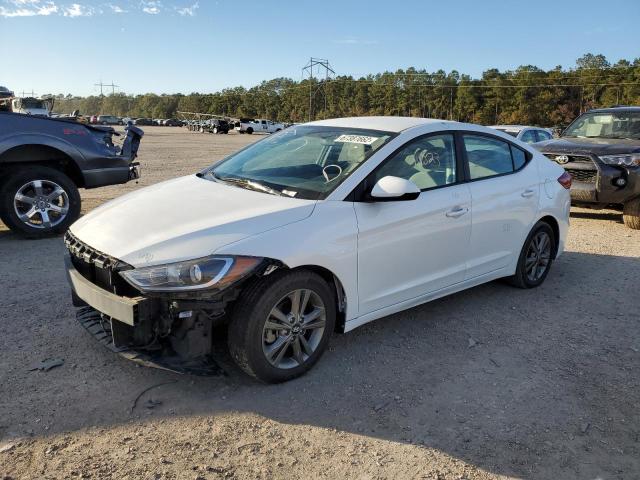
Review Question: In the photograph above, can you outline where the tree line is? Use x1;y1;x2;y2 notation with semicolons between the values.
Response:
51;54;640;128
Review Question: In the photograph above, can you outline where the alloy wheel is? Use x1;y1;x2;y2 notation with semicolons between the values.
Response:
525;231;552;282
262;289;326;369
13;179;69;230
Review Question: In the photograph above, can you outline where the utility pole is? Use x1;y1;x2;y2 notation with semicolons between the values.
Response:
20;90;36;98
302;58;335;121
94;80;119;96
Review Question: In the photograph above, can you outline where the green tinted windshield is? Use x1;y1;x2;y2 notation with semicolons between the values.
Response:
204;126;395;200
563;111;640;139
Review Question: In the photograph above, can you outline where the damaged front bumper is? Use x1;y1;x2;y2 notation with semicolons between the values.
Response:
63;232;282;375
65;254;226;375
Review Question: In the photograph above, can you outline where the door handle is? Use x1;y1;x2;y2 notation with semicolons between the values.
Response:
521;189;536;198
445;207;468;218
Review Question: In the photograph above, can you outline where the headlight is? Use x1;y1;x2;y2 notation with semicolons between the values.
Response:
120;255;262;292
599;154;640;167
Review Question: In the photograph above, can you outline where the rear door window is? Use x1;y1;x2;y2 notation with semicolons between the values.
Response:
463;135;514;180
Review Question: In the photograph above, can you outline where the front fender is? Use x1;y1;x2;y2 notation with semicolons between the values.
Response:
213;201;360;321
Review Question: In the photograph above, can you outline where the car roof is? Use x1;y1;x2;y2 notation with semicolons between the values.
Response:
306;116;453;133
587;106;640;113
490;125;544;131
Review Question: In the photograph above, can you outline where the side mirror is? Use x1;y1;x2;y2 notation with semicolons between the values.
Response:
370;176;420;201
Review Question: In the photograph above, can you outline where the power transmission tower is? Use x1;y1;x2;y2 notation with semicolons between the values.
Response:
302;58;335;121
20;90;36;97
94;80;119;96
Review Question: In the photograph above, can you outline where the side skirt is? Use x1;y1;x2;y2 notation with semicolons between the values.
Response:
343;267;510;333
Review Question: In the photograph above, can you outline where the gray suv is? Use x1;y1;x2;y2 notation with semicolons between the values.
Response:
535;107;640;229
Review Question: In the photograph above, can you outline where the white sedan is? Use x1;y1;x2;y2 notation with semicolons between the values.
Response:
65;117;571;382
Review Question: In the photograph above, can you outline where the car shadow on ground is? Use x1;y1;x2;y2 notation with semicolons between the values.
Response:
1;233;639;479
570;209;624;223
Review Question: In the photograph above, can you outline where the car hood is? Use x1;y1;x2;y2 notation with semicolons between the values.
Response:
70;175;316;267
535;137;640;155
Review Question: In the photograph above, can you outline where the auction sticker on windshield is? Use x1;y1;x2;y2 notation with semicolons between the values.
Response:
335;134;379;145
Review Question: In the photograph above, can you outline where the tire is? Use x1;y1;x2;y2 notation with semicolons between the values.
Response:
227;270;336;383
246;127;253;134
507;221;555;289
622;198;640;230
0;166;81;238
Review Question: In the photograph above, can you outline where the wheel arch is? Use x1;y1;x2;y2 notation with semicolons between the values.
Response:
0;144;85;187
288;264;347;333
537;214;560;258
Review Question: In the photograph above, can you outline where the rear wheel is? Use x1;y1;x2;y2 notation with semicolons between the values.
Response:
622;198;640;230
508;221;555;289
227;270;335;383
0;166;81;238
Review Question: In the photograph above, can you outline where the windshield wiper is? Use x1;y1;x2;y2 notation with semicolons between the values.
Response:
214;174;285;196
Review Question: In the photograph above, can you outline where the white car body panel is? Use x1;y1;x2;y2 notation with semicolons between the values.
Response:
69;175;316;267
214;201;360;319
69;117;570;333
354;183;472;314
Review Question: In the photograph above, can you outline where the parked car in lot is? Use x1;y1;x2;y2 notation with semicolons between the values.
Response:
134;118;154;126
236;118;286;134
163;118;182;127
489;125;553;144
535;106;640;229
206;119;230;134
64;116;570;382
97;115;122;126
0;112;143;237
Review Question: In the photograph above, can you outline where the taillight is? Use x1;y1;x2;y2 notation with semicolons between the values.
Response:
557;171;572;189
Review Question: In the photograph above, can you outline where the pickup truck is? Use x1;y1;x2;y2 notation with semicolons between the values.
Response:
0;112;143;237
235;118;286;134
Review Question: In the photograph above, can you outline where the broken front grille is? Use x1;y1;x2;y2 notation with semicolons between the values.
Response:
567;169;597;183
64;231;138;297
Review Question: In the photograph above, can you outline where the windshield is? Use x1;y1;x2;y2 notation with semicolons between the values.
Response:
204;126;395;200
563;111;640;139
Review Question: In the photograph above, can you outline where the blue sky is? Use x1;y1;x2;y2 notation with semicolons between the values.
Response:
1;0;639;96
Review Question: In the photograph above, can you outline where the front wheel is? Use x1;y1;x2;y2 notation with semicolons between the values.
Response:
227;270;336;383
0;166;81;238
246;127;253;134
622;198;640;230
507;221;555;289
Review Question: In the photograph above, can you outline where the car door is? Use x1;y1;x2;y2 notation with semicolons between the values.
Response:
461;133;539;279
354;132;472;315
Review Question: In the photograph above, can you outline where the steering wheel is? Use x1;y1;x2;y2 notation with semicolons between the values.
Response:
322;164;343;183
413;148;440;168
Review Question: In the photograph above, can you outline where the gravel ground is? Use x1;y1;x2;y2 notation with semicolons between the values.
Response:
1;127;639;480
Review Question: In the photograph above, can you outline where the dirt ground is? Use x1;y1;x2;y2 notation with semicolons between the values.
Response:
1;127;639;480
